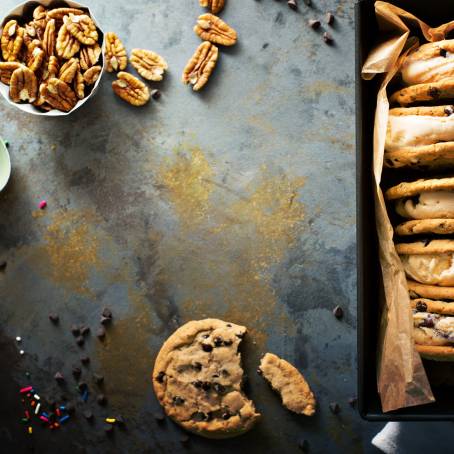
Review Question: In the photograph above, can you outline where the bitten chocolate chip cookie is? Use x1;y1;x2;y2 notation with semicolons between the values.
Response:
258;353;316;416
153;319;260;439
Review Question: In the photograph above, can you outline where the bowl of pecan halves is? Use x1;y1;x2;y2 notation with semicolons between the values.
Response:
0;0;104;116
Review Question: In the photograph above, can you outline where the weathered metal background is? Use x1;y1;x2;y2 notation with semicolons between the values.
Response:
0;0;384;452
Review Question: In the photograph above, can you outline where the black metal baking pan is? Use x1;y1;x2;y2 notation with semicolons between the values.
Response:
356;0;454;421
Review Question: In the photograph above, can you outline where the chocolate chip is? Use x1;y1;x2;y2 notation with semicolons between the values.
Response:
212;373;219;378
104;423;114;434
156;371;165;383
83;409;93;421
192;411;208;422
428;87;440;99
213;383;226;394
81;356;90;365
221;369;230;377
226;324;232;327
445;106;454;115
80;325;90;336
235;333;244;339
262;42;269;49
441;48;448;57
97;394;107;405
100;316;112;325
202;334;209;339
214;337;223;347
423;238;432;247
323;32;333;44
415;301;427;312
72;366;82;378
287;0;297;10
329;402;340;414
421;317;434;328
54;372;64;383
193;362;202;371
0;261;7;272
308;19;320;29
348;397;357;407
173;396;185;405
76;335;85;347
151;89;161;100
193;381;203;389
325;11;334;25
94;373;104;385
224;339;233;346
257;368;263;375
202;343;213;352
202;382;211;391
102;307;112;319
48;313;59;324
222;412;231;420
298;438;310;452
71;325;80;336
96;327;106;339
154;411;165;423
180;434;190;445
333;305;344;319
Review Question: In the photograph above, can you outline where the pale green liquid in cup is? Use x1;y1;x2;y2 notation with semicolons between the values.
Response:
0;139;11;192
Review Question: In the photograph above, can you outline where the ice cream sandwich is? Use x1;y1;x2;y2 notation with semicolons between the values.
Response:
385;106;454;168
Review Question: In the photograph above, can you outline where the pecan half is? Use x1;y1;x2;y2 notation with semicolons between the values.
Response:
59;57;79;83
65;14;98;46
194;14;237;46
199;0;225;14
56;23;80;59
9;66;38;103
130;49;168;81
105;32;127;72
79;43;101;71
33;6;47;20
41;77;77;112
0;61;22;85
83;65;101;85
47;8;84;20
45;56;60;80
1;20;24;62
74;68;85;99
182;41;218;91
112;72;150;106
27;43;45;72
43;19;56;57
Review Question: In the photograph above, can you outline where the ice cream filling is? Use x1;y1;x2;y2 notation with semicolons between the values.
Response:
386;114;454;151
400;253;454;286
402;54;454;85
413;311;454;345
396;191;454;219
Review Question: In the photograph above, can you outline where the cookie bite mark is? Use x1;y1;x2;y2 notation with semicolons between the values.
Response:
259;353;316;416
152;319;260;439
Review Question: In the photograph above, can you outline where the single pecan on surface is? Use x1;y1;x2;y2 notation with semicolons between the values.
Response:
130;49;168;81
182;41;219;91
104;32;127;72
194;14;237;46
199;0;225;14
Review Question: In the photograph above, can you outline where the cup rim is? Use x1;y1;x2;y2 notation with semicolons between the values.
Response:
0;140;11;193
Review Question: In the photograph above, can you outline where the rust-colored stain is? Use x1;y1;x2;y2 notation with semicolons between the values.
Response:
304;80;350;96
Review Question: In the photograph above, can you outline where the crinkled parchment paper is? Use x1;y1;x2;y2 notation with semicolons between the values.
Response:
361;1;454;412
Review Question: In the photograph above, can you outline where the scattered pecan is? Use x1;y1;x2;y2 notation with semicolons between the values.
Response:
112;72;150;106
74;67;84;99
0;62;22;85
65;14;98;46
9;66;38;103
105;32;127;72
56;23;80;59
194;14;237;46
130;49;168;81
83;65;102;85
59;57;79;83
41;77;77;112
1;20;24;62
199;0;225;14
27;43;45;72
43;19;56;57
182;41;219;91
47;8;84;20
79;43;101;71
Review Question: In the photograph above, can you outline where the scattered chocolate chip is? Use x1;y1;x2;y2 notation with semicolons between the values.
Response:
93;373;104;385
202;382;211;391
423;238;432;247
329;402;340;414
441;48;448;57
154;411;165;423
156;371;165;383
102;307;112;319
71;325;80;336
83;409;93;421
214;337;223;347
80;325;90;336
348;397;357;407
415;301;427;312
54;372;64;383
262;42;269;49
72;366;82;378
308;19;320;29
325;11;334;25
48;313;59;324
100;316;112;326
97;394;107;405
333;305;344;319
180;434;190;445
202;343;213;352
81;356;90;365
287;0;297;10
151;89;161;100
298;438;310;452
0;261;7;272
213;383;226;394
428;87;440;99
323;32;333;44
104;423;114;434
76;335;85;346
96;327;106;340
445;106;454;116
173;396;185;405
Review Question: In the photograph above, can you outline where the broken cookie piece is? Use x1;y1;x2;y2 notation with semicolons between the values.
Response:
259;353;316;416
153;319;260;439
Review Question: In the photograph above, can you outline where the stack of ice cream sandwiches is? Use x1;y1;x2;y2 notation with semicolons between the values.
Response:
385;39;454;362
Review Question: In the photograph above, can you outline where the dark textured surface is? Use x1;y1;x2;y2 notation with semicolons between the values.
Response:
0;0;383;453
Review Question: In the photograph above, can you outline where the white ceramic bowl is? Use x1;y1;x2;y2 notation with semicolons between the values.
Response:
0;140;11;192
0;0;105;116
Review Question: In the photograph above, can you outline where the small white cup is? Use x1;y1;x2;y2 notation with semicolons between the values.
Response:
0;139;11;192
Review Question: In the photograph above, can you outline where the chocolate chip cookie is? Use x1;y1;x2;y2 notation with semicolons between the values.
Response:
153;319;260;439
